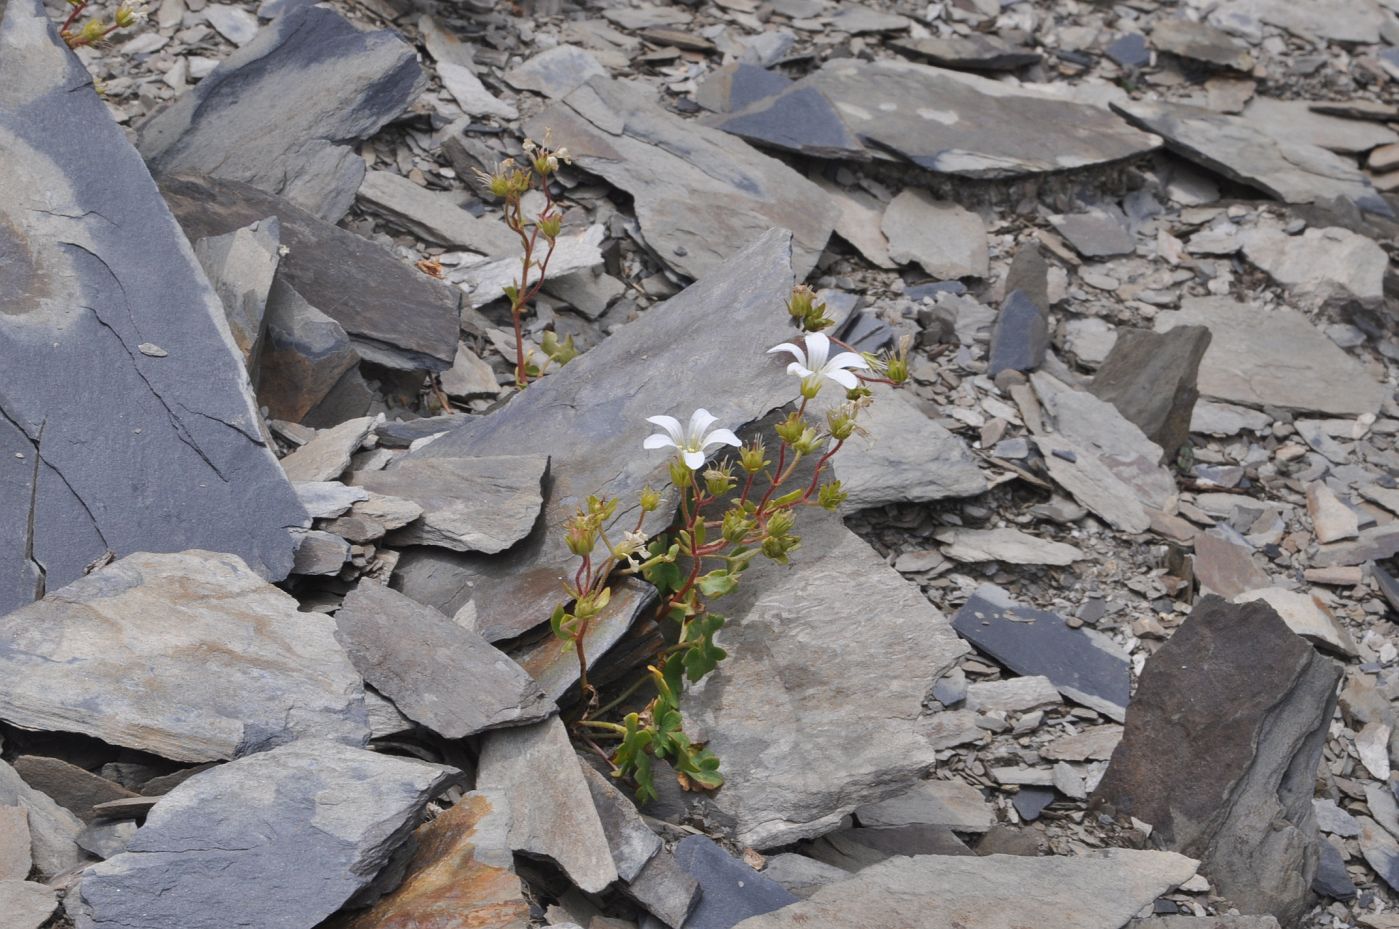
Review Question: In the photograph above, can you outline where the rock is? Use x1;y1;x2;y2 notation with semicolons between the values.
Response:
394;230;799;642
988;291;1049;375
1213;0;1385;44
281;416;375;482
504;44;606;99
964;676;1063;714
580;765;662;883
73;740;460;929
334;584;552;740
192;218;281;370
1154;297;1385;416
292;528;351;575
1112;100;1390;217
890;34;1041;71
881;191;989;278
951;585;1132;721
257;279;361;422
854;779;993;832
672;836;798;929
760;853;852;899
1093;596;1342;925
1051;210;1134;258
0;760;84;876
511;581;656;702
1313;836;1357;900
327;790;530;929
476;717;618;894
1240;225;1387;309
805;825;971;867
0;805;30;879
439;62;517;120
1034;436;1152;533
1042;726;1123;762
1359;815;1399;892
626;846;702;929
1233;588;1357;658
525;77;835;280
0;551;367;763
357;170;518;255
727;849;1197;929
1089;326;1211;462
0;881;58;929
294;481;368;520
77;820;138;861
0;0;309;611
1194;528;1271;598
1242;98;1399;156
1308;483;1360;543
684;515;970;847
1127;919;1279;929
1312;525;1399;568
12;756;136;824
935;528;1083;565
1314;798;1361;837
1013;787;1057;821
1151;19;1252;71
203;4;257;44
1190;401;1272;436
1106;33;1150;69
694;62;795;114
441;343;503;400
450;225;607;308
829;5;910;33
161;173;465;372
138;3;425;221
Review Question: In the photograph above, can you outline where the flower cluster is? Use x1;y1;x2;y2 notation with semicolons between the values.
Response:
58;0;146;48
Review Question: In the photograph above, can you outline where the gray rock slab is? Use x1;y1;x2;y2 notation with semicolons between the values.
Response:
951;585;1131;721
882;191;989;278
708;80;867;161
439;61;516;120
1242;97;1399;155
1312;524;1399;568
890;33;1041;70
0;551;368;763
256;278;361;423
1239;224;1388;309
12;756;136;824
358;170;518;256
580;764;662;883
524;77;836;279
1;881;58;929
349;455;547;554
694;61;794;114
1089;326;1210;461
854;778;992;832
685;514;970;848
729;849;1198;929
1314;836;1357;900
477;717;617;893
393;230;799;642
73;740;460;929
1360;814;1399;892
1194;528;1271;597
814;178;896;269
448;225;606;309
1051;210;1134;258
1093;596;1342;925
1213;0;1385;43
1151;18;1252;70
1314;798;1360;837
291;528;351;575
626;846;702;929
138;3;424;221
0;760;83;877
673;835;798;929
935;528;1083;565
0;805;30;879
1234;587;1356;657
280;416;375;482
1154;297;1384;416
1043;726;1122;761
504;44;606;99
1034;436;1152;533
295;480;368;519
511;580;656;702
760;853;852;899
1190;400;1273;436
964;676;1064;714
193;217;281;370
0;0;307;611
77;820;138;861
804;825;971;869
988;291;1049;375
161;173;464;372
1112;100;1391;216
335;583;552;739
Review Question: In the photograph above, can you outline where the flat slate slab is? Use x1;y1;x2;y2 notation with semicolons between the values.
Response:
73;740;460;929
138;2;424;221
0;551;368;763
951;585;1131;721
0;0;306;614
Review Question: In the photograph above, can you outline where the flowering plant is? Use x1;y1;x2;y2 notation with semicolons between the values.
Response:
56;0;147;48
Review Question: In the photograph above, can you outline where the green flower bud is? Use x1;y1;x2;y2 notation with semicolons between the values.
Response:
738;440;768;474
817;480;848;510
826;407;856;442
792;427;823;456
786;284;815;320
668;459;692;489
639;486;661;512
703;466;735;498
721;508;754;543
774;411;807;446
537;212;563;240
766;509;796;538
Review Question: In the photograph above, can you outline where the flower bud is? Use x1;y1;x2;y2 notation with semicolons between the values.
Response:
738;440;767;474
668;459;692;489
826;407;856;442
786;284;815;320
792;427;823;456
818;480;848;510
537;212;563;240
798;375;822;400
774;412;806;446
766;509;796;538
639;486;661;511
79;18;106;42
722;508;754;543
703;466;735;498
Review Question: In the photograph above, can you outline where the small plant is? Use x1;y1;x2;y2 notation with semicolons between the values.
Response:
56;0;147;48
552;285;911;802
475;134;576;389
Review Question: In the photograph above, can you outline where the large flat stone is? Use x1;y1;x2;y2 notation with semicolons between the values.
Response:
685;515;970;848
881;191;989;278
0;551;368;763
581;764;662;883
523;77;836;279
0;881;58;929
73;740;461;929
1239;224;1388;310
0;0;306;612
256;278;361;422
1242;98;1399;155
0;760;84;877
1212;0;1386;44
853;778;993;832
1089;326;1211;462
357;170;519;256
1034;436;1152;533
1154;297;1385;416
1093;596;1342;925
138;3;424;221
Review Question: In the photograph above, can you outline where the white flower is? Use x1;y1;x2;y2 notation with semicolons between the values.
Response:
767;331;869;392
644;408;741;471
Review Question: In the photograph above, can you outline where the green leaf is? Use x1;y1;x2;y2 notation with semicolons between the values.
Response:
643;559;682;595
682;613;727;683
771;489;804;508
696;570;738;598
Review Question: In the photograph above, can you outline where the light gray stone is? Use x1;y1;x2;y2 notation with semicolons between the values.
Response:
0;881;58;929
1212;0;1385;44
854;778;992;832
1035;436;1152;533
1051;210;1134;258
202;3;257;44
580;764;662;883
504;44;606;99
0;805;30;879
1242;97;1399;155
441;343;503;399
291;528;351;575
1195;528;1271;598
935;528;1083;565
449;225;606;308
881;191;989;279
1234;588;1357;657
1359;815;1399;892
193;217;281;370
1313;798;1360;837
1190;401;1272;436
760;853;852;899
964;676;1063;714
0;551;368;763
280;416;375;482
357;170;518;255
0;761;83;877
1151;18;1253;70
1240;224;1388;309
439;62;517;120
294;481;369;519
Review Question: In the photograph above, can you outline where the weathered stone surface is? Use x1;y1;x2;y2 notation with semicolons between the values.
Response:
1113;100;1390;216
0;760;83;877
329;790;530;929
988;291;1049;376
1034;436;1152;533
1093;596;1341;926
511;581;656;702
193;218;281;370
935;528;1083;565
449;225;606;309
728;849;1198;929
1213;0;1385;44
815;178;896;268
1151;19;1252;70
1194;528;1271;598
761;853;852;899
138;3;424;221
357;170;518;255
1;881;58;929
1155;297;1384;416
0;0;308;611
881;191;989;278
891;33;1040;70
503;44;606;99
292;528;351;575
1242;98;1399;156
1042;726;1122;762
77;820;138;861
854;778;992;832
1233;588;1357;657
161;173;464;372
805;825;971;869
525;77;836;280
581;764;662;883
1313;837;1357;901
281;416;374;482
257;278;361;423
685;514;970;848
673;836;798;929
441;343;504;400
74;740;460;929
1313;525;1399;568
965;676;1064;714
694;61;795;114
394;231;799;642
1051;210;1134;258
0;805;31;879
1240;224;1388;309
439;62;517;120
476;717;618;893
1307;483;1359;544
627;846;702;929
0;551;368;763
1089;326;1211;461
13;756;136;824
951;585;1131;721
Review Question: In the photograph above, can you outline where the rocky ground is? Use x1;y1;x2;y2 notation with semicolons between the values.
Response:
1;0;1398;927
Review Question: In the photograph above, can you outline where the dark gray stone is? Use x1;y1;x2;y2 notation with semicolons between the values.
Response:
73;740;461;929
138;3;424;221
1003;243;1051;312
13;756;136;825
511;580;657;702
760;853;851;899
256;278;360;423
1093;596;1342;926
580;764;662;883
695;61;794;113
1312;837;1356;900
891;34;1041;71
192;218;281;371
161;173;464;372
710;83;865;160
503;44;606;99
625;846;702;929
0;0;307;611
1105;33;1150;69
672;835;798;929
1089;326;1211;462
806;825;971;871
1051;209;1135;258
951;585;1131;721
988;291;1049;375
1012;787;1057;822
291;528;350;575
356;170;518;255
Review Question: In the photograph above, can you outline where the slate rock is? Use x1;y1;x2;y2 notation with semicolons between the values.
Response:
511;580;657;702
77;820;138;861
1;881;59;929
1242;98;1399;156
526;77;836;280
292;528;351;575
257;279;361;423
1194;528;1271;598
503;44;606;99
138;3;425;221
580;764;662;883
73;740;461;929
1093;596;1341;925
1090;326;1211;461
673;835;798;929
1359;814;1399;893
1213;0;1385;44
1312;484;1361;544
1003;242;1052;312
951;585;1131;721
890;33;1041;71
1151;18;1252;70
357;170;518;255
12;756;137;825
0;760;84;877
0;551;368;763
760;853;852;899
1034;436;1152;533
1312;525;1399;568
204;4;258;44
935;528;1083;565
965;676;1064;714
694;61;793;114
281;416;375;482
1154;297;1385;416
988;291;1049;375
1240;224;1388;309
161;173;465;372
882;191;989;278
726;849;1199;929
1043;726;1122;762
1234;587;1356;657
334;583;552;740
0;0;307;611
439;62;517;120
708;82;866;161
805;825;971;868
685;514;970;847
449;225;606;309
0;805;31;879
1012;787;1057;822
192;217;281;370
1313;836;1357;900
1051;210;1135;258
626;846;702;929
328;790;530;929
1106;33;1150;70
854;778;992;832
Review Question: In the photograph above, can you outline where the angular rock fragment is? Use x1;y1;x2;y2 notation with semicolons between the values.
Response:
761;853;852;899
12;756;136;824
335;584;552;739
854;779;992;833
935;528;1083;565
1093;596;1342;926
504;44;606;99
1312;525;1399;568
439;62;517;120
964;676;1063;714
1240;224;1388;310
0;552;368;763
193;218;281;370
1034;436;1151;533
1242;98;1399;156
1089;326;1210;462
138;3;425;220
890;33;1040;70
0;805;31;879
951;585;1131;721
881;191;988;278
694;61;794;113
814;178;896;268
1212;0;1385;45
580;765;662;883
357;170;518;255
1313;837;1357;901
627;846;702;929
1042;726;1122;762
511;580;656;701
1307;483;1359;544
257;279;361;423
1;881;58;929
1232;588;1357;657
1151;19;1252;71
281;416;375;482
672;836;797;929
0;760;84;877
988;291;1049;375
1194;528;1271;598
292;528;351;575
450;226;606;308
1051;210;1134;258
73;740;460;929
1360;815;1399;892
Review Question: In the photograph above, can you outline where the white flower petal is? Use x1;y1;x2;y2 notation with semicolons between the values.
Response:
804;332;831;370
643;433;677;450
826;351;870;372
787;361;815;378
767;342;807;364
703;428;742;449
682;449;707;470
688;408;718;444
826;368;860;390
645;414;684;444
